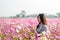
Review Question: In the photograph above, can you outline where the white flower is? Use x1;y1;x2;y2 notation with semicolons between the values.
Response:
16;29;19;33
17;26;22;30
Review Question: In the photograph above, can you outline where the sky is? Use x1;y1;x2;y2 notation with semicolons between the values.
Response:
0;0;60;17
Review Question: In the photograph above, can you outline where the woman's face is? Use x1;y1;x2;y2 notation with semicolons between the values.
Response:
37;16;41;23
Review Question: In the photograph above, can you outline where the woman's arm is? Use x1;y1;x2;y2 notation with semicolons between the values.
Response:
45;25;51;39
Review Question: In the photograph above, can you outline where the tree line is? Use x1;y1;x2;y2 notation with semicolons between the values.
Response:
0;10;60;18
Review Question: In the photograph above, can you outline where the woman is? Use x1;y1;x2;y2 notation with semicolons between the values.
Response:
36;14;50;40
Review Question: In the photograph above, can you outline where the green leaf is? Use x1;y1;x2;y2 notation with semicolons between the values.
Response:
23;37;27;40
27;32;31;35
12;38;19;40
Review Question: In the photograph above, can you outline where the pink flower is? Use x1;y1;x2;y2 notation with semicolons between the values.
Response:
4;37;12;40
56;36;60;39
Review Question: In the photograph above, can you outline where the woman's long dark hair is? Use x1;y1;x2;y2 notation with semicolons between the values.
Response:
37;14;47;28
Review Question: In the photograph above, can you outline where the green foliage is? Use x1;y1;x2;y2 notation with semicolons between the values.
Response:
16;14;20;18
23;37;27;40
46;15;57;18
12;38;19;40
56;13;60;18
27;32;31;35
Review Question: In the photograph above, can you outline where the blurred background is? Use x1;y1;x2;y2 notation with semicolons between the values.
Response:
0;0;60;18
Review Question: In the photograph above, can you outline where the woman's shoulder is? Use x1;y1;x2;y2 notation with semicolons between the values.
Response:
44;25;47;27
44;25;49;29
42;24;46;28
44;25;48;30
44;25;51;33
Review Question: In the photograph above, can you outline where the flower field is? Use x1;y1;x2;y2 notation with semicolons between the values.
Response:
0;18;60;40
